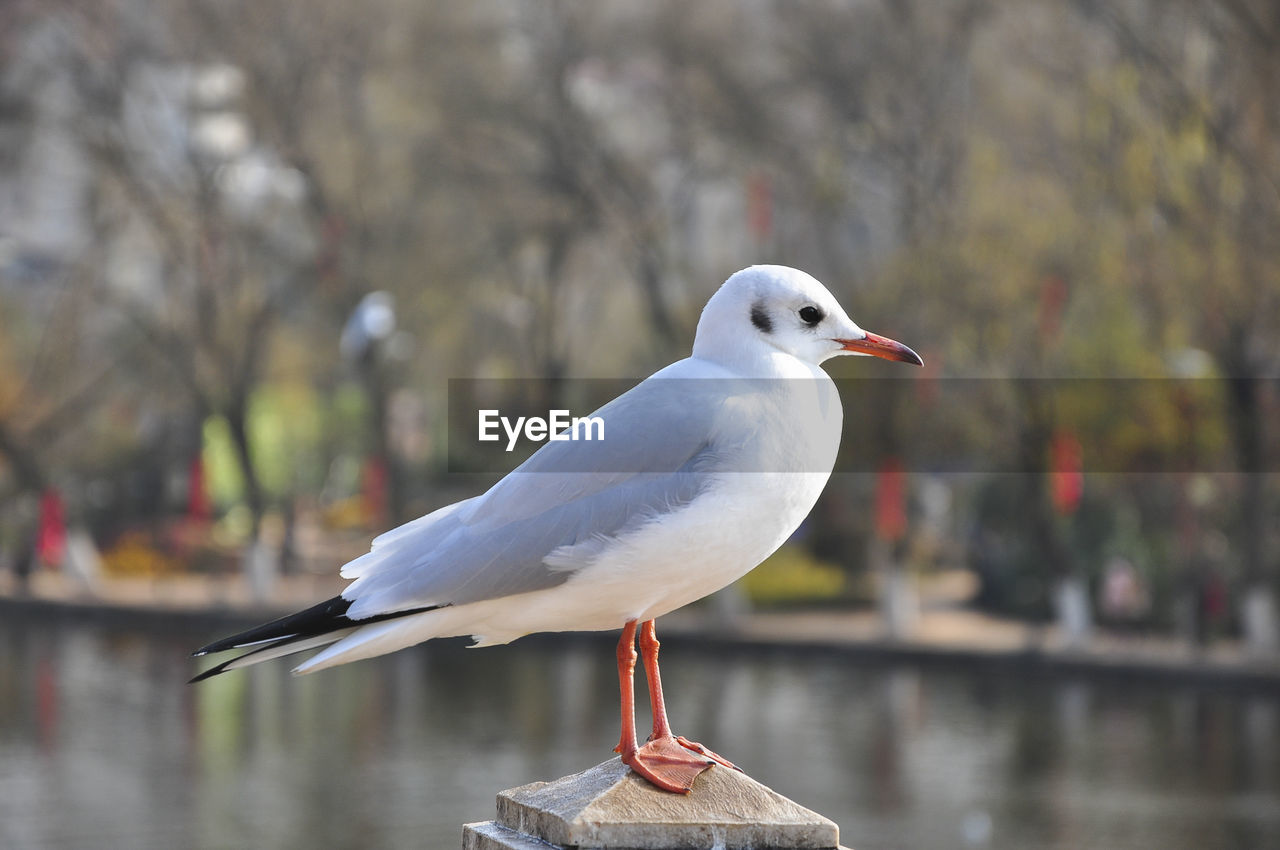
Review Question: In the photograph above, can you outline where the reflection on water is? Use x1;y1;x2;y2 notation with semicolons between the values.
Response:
2;617;1278;850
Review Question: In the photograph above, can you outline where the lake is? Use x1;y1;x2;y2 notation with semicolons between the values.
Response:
1;614;1277;849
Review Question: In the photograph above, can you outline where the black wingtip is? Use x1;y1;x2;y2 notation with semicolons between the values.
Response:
190;595;446;682
192;595;356;657
189;659;233;684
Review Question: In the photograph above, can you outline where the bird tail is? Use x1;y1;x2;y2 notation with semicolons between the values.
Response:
189;595;441;683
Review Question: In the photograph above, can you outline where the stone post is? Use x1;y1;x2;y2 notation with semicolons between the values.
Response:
463;758;852;849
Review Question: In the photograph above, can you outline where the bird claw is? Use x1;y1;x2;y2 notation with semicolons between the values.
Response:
674;735;741;772
622;735;737;793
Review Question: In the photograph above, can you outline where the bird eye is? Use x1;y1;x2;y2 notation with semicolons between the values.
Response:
798;305;824;325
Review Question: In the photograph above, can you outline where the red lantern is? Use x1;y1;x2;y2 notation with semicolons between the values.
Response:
746;171;773;243
1050;430;1083;516
874;457;908;542
1038;275;1069;342
187;455;211;522
363;456;389;528
36;488;66;567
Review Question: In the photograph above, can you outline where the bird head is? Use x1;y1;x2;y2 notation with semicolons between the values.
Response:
693;265;923;369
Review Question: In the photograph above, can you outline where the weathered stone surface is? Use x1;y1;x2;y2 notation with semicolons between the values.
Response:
491;757;842;849
461;820;558;850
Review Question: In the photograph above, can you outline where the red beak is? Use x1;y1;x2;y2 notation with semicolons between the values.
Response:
835;331;924;366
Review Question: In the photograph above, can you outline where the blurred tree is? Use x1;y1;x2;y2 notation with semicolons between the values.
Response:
176;0;444;525
423;1;693;380
1073;0;1280;650
0;0;1276;643
772;0;988;634
8;0;322;544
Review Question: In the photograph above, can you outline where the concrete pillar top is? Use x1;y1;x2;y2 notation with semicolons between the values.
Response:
464;757;847;850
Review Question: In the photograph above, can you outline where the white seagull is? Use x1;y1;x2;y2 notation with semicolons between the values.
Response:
193;265;922;793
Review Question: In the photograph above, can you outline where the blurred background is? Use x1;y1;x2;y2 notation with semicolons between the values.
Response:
1;1;1278;848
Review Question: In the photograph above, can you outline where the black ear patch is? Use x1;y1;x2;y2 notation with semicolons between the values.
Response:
750;301;773;334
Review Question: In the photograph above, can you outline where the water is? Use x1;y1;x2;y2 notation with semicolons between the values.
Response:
1;615;1278;850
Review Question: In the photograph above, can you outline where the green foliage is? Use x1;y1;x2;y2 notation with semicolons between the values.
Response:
202;416;244;507
249;385;326;497
738;545;846;607
202;384;328;508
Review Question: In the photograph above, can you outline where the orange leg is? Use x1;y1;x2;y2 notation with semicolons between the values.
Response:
639;620;739;773
614;619;738;794
640;619;675;739
613;620;640;758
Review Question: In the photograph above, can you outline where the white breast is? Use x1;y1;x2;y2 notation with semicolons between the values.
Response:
422;368;845;646
513;370;843;631
590;469;834;622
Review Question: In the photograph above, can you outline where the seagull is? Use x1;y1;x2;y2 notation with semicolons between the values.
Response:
192;265;922;793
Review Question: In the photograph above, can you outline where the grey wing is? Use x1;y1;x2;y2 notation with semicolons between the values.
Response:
339;374;749;620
